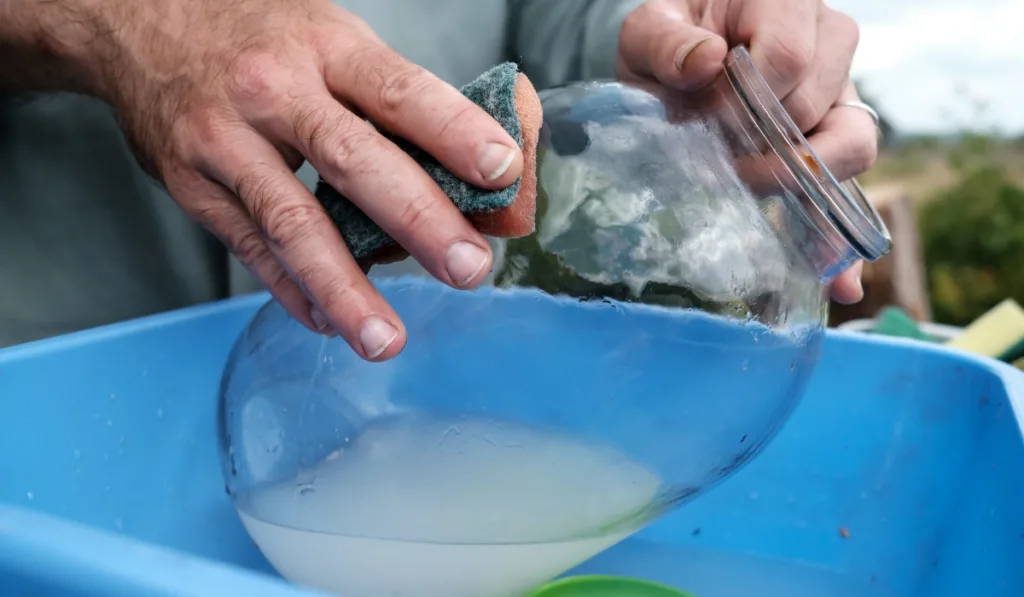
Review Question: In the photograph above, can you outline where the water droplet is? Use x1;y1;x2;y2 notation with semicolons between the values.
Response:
109;393;116;400
295;482;316;497
156;408;164;418
741;359;750;371
26;491;34;501
748;491;758;501
106;419;114;427
73;449;81;460
114;518;123;531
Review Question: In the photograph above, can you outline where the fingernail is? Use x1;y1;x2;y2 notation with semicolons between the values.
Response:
479;143;517;182
445;241;490;286
674;36;714;71
359;316;399;359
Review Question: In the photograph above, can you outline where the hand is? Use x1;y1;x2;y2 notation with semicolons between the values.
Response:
617;0;874;304
76;0;524;360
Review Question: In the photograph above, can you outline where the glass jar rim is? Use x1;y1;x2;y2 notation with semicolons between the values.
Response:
724;46;892;262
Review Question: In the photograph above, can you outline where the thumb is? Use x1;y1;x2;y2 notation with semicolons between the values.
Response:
619;0;729;91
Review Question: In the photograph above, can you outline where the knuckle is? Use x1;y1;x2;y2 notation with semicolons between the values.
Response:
828;9;861;51
172;108;233;163
290;102;378;180
227;52;284;102
292;102;346;153
235;170;321;246
395;193;439;236
234;168;275;213
294;263;361;316
765;36;814;84
187;198;224;228
228;227;270;267
848;135;879;174
785;91;825;133
375;63;435;119
256;199;324;249
326;128;383;181
315;11;378;54
337;12;379;43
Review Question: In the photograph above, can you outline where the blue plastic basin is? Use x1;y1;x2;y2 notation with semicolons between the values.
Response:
1;292;1022;597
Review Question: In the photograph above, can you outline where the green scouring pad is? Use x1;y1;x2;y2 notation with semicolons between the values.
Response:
870;306;934;342
314;62;542;265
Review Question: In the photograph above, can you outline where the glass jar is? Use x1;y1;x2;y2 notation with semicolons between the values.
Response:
218;47;890;597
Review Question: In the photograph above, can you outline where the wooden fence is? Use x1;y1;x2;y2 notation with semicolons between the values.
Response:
828;183;931;326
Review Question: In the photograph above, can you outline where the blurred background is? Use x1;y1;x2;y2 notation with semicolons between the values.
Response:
827;0;1024;328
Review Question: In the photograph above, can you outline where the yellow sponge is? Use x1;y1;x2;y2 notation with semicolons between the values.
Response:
945;299;1024;361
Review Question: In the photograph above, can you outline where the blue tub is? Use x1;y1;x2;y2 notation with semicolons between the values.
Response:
1;293;1022;597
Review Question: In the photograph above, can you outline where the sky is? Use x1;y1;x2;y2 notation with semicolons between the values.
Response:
830;0;1024;135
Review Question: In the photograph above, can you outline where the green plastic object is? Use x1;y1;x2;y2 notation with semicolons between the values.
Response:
870;306;933;342
1000;335;1024;363
525;576;697;597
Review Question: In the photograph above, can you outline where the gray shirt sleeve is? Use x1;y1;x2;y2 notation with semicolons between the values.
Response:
506;0;647;90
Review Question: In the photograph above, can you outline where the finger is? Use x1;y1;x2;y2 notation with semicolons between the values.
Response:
207;131;407;362
618;0;728;90
175;176;321;333
806;81;879;181
281;94;495;290
735;0;819;98
831;260;864;304
325;40;523;189
780;8;860;133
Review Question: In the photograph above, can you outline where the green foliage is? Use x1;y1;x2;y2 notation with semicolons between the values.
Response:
919;166;1024;325
946;132;996;174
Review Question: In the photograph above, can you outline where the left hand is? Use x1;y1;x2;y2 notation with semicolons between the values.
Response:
617;0;874;304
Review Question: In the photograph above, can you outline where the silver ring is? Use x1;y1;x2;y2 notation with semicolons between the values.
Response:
836;101;880;128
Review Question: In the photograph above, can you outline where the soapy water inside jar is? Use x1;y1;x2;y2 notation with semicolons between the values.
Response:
237;414;661;597
230;283;823;597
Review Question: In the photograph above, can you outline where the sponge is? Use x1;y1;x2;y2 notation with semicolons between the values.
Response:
314;62;542;267
870;306;933;342
945;299;1024;361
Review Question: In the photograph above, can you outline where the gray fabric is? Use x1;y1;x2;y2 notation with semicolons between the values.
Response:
0;0;639;347
509;0;647;90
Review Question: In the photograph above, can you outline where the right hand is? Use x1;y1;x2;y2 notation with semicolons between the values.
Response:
617;0;874;304
77;0;524;361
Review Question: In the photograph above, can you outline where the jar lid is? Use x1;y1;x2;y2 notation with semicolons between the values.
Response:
526;576;697;597
725;46;893;263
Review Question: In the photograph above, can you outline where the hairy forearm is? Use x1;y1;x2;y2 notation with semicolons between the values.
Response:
0;0;119;94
